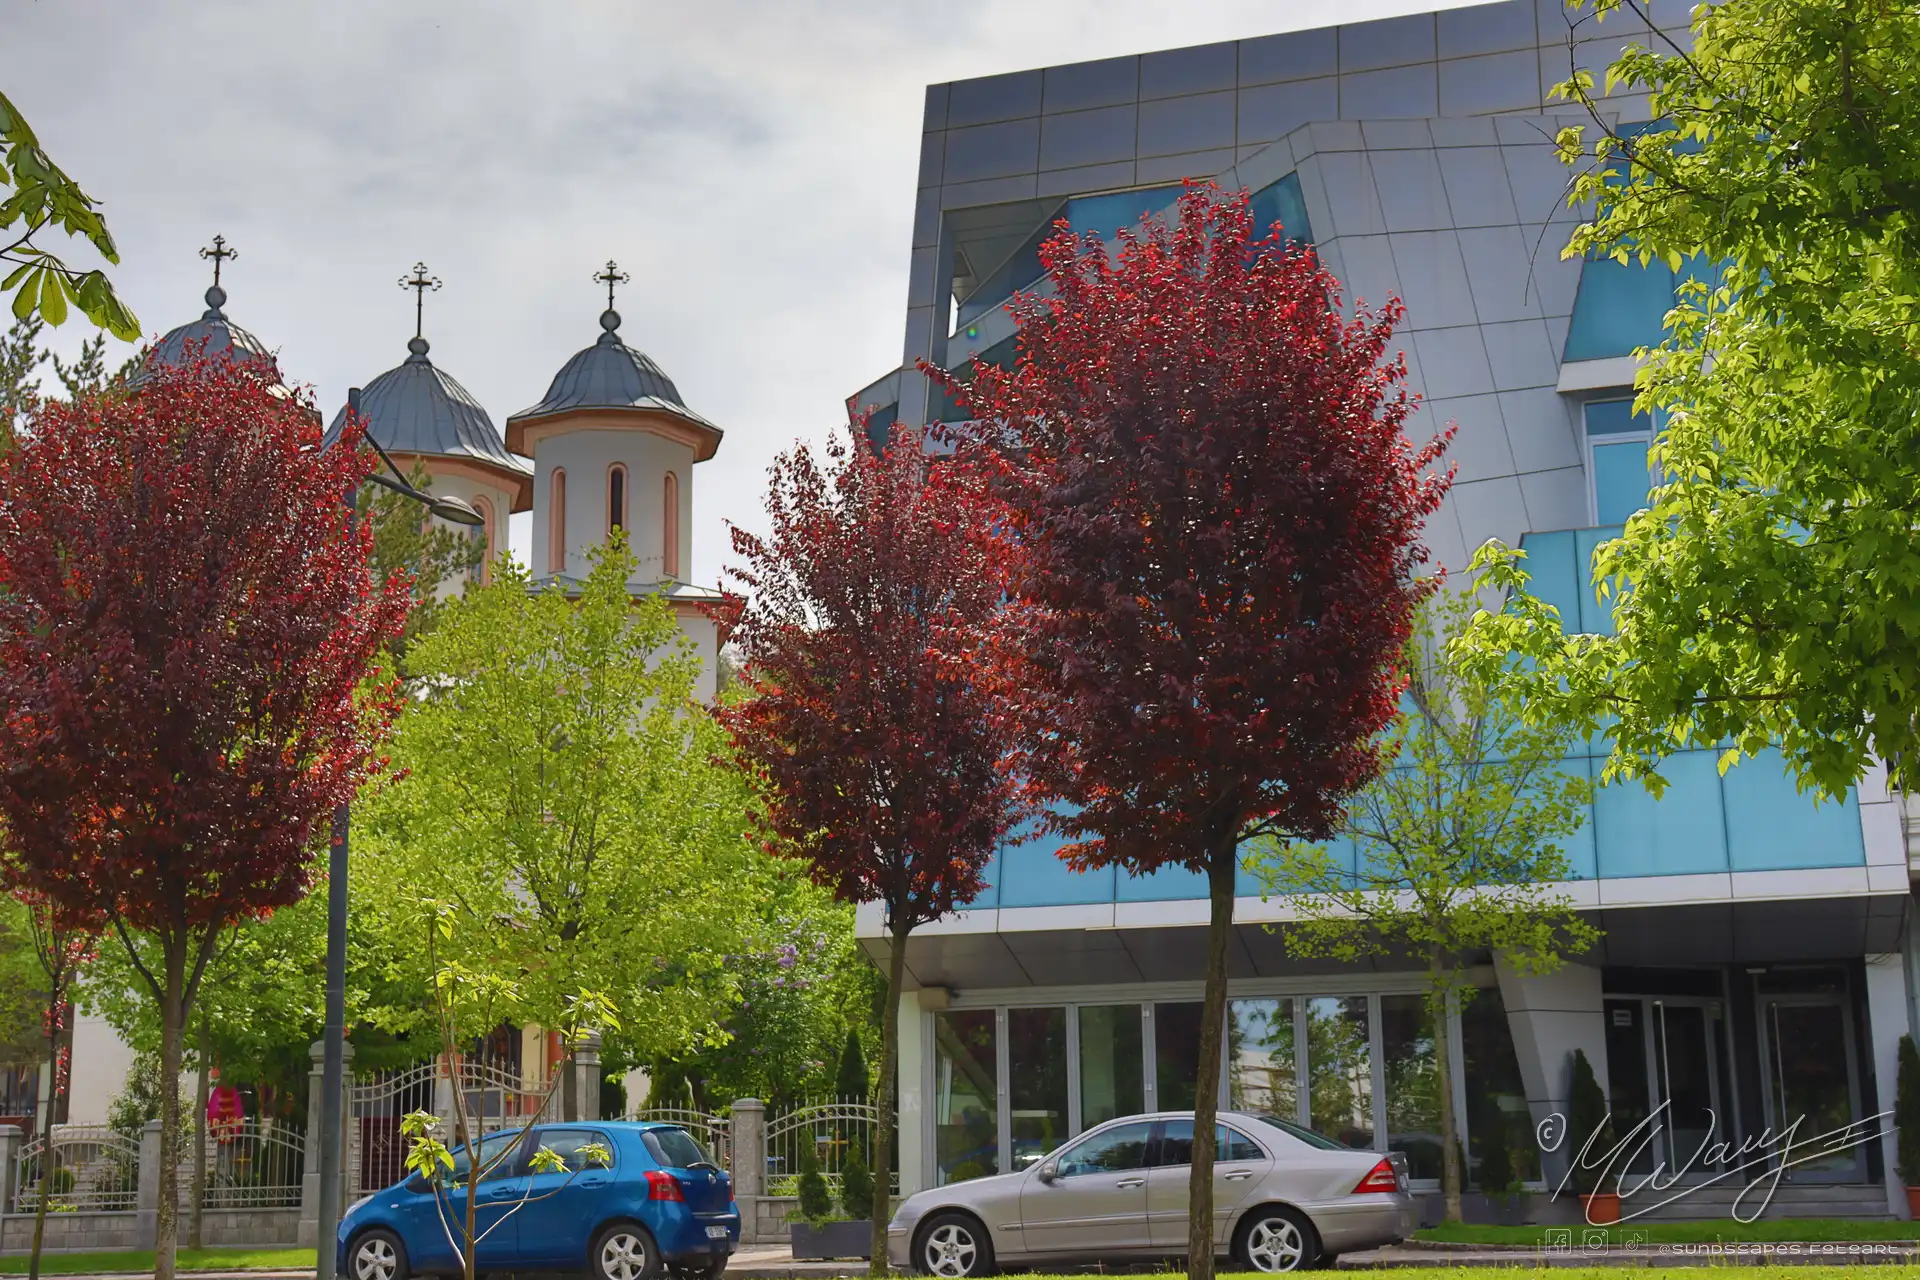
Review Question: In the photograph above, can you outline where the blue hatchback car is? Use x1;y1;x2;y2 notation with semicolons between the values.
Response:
339;1121;739;1280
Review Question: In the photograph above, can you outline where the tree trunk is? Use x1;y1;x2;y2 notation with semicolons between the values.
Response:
190;1015;209;1249
1432;969;1462;1224
562;1038;579;1123
1187;842;1236;1280
154;943;186;1280
28;1002;60;1280
869;915;910;1278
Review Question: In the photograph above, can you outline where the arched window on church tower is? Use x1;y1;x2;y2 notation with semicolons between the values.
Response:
472;496;495;587
608;463;628;536
663;470;680;580
548;468;567;576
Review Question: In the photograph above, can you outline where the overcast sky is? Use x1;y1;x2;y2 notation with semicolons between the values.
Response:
12;0;1476;585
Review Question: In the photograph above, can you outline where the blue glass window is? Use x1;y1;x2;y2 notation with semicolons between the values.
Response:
1584;400;1654;524
956;185;1185;327
1250;172;1312;247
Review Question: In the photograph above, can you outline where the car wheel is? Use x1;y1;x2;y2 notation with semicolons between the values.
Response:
348;1229;409;1280
1234;1205;1318;1273
916;1211;995;1278
592;1221;662;1280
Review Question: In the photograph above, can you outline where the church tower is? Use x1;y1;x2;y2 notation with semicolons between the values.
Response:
508;263;726;695
131;235;302;408
323;264;533;581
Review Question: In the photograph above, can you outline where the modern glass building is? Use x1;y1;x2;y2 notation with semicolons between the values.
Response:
847;0;1918;1216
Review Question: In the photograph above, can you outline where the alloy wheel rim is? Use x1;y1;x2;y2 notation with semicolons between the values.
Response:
355;1239;397;1280
601;1232;650;1280
924;1224;977;1277
1247;1218;1304;1272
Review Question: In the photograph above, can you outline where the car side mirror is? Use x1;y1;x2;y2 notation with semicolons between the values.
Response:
1037;1161;1059;1183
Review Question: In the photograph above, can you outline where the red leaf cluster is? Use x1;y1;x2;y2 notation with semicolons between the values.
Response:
716;421;1023;931
947;183;1455;872
0;355;411;935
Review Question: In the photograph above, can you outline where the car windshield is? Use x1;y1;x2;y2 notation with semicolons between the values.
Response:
643;1127;714;1169
1256;1116;1350;1151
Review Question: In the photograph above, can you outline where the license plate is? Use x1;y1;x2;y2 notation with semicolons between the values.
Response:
706;1226;729;1239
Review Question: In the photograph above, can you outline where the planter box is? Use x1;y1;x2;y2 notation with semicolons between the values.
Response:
790;1220;872;1261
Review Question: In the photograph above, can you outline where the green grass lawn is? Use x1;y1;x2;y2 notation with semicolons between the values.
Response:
0;1247;314;1274
1417;1217;1920;1245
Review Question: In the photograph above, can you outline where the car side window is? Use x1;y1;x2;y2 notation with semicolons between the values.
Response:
1153;1122;1265;1167
1055;1121;1153;1177
530;1128;615;1174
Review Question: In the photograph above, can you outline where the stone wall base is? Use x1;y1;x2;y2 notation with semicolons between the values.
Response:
0;1207;301;1253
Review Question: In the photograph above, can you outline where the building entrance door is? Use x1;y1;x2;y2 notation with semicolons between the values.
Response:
1758;996;1864;1183
1603;997;1729;1178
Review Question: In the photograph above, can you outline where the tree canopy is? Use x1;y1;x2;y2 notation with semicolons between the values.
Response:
1461;0;1920;798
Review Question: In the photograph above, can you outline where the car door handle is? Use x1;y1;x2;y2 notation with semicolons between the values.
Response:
579;1176;610;1188
482;1185;519;1199
1223;1171;1254;1182
1116;1178;1146;1189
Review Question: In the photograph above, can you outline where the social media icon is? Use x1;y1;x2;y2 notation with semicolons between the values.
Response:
1583;1229;1610;1251
1544;1228;1573;1254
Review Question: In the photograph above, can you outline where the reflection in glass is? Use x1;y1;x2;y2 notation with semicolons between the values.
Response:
1463;988;1539;1184
1155;1002;1205;1110
934;1011;998;1185
1380;994;1441;1180
1077;1005;1143;1130
1306;996;1373;1148
1009;1007;1068;1169
1229;998;1298;1120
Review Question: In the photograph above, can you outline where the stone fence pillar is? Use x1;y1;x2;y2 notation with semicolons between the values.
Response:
136;1119;162;1245
574;1032;603;1122
0;1123;23;1214
298;1038;353;1248
731;1098;765;1243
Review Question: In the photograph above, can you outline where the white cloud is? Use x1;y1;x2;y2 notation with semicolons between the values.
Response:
10;0;1481;583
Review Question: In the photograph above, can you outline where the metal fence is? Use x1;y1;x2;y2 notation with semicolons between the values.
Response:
188;1119;305;1209
13;1124;140;1212
352;1059;554;1196
764;1098;888;1195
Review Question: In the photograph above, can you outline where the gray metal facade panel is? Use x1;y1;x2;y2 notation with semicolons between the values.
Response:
1238;27;1338;86
1337;11;1437;73
1042;55;1140;114
1436;0;1538;58
1139;41;1238;100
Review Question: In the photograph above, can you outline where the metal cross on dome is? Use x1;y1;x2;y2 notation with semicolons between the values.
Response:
594;260;630;311
198;235;236;288
398;262;441;339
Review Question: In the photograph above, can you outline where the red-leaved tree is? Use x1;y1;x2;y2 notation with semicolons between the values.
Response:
717;420;1024;1275
0;356;410;1279
948;184;1452;1280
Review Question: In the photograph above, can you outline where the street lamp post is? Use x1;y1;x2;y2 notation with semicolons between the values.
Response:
315;387;483;1280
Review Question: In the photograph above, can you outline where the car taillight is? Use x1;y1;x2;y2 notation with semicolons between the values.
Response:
1352;1158;1398;1194
645;1170;685;1201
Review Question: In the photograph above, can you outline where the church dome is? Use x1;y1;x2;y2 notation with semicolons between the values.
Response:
128;284;289;393
505;309;723;460
323;336;533;510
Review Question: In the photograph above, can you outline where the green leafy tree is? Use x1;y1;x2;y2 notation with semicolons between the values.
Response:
1565;1047;1609;1199
0;314;43;448
1897;1034;1920;1186
836;1026;869;1101
1257;589;1597;1222
47;331;139;401
0;90;139;338
1461;0;1920;800
359;538;758;1118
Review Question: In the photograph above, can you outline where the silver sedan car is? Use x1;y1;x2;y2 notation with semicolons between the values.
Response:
887;1111;1415;1275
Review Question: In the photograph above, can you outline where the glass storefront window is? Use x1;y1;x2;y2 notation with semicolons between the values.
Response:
933;1010;998;1185
1306;996;1373;1149
1009;1007;1068;1170
1077;1005;1143;1129
1229;998;1298;1120
1155;1002;1206;1110
1463;988;1539;1185
1381;994;1442;1181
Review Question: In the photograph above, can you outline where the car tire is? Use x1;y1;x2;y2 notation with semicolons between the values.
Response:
915;1211;995;1278
347;1228;410;1280
591;1220;663;1280
1233;1205;1319;1273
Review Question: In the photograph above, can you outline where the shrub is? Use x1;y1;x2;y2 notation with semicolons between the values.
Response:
1475;1116;1516;1199
1897;1034;1920;1184
840;1140;874;1220
1566;1048;1608;1196
946;1160;986;1184
795;1142;834;1223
